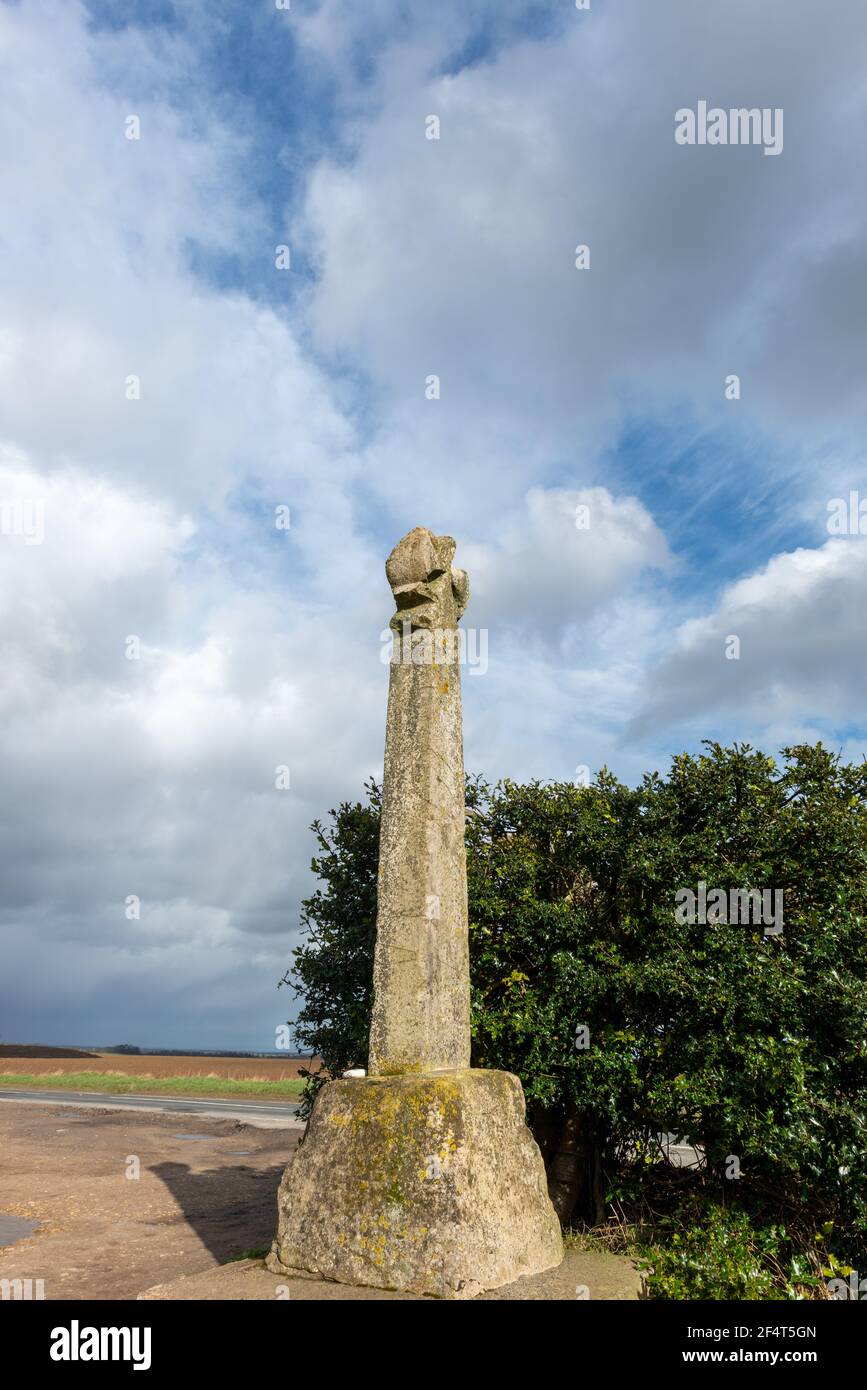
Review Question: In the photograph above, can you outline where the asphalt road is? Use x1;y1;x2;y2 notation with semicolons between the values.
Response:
0;1088;304;1130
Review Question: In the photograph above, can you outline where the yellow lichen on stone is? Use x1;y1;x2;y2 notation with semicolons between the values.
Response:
268;1069;563;1299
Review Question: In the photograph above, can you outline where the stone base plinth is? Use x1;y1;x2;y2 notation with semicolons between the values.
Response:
266;1069;563;1299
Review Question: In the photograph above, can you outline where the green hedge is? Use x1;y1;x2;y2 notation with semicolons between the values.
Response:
286;742;867;1292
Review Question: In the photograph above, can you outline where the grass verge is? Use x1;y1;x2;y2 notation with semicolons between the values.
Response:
0;1071;304;1100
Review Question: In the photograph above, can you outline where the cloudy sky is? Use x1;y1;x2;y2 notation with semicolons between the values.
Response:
1;0;865;1050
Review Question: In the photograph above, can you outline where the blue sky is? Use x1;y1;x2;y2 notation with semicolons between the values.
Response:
1;0;866;1050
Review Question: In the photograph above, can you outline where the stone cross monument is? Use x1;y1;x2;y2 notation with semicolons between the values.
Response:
268;527;563;1298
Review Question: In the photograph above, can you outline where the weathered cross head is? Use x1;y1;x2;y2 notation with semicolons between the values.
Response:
385;526;469;633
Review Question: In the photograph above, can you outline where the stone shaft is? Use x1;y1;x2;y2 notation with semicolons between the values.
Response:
368;527;471;1076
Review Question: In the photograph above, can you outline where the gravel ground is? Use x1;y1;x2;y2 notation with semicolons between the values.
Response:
0;1101;299;1300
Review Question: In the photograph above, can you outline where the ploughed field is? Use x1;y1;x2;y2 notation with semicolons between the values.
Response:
0;1046;312;1099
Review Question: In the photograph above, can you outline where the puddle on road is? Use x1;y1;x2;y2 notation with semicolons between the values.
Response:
0;1213;39;1246
172;1133;214;1141
226;1150;253;1156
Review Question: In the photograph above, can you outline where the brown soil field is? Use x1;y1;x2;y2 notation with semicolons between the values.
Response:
0;1100;300;1299
0;1048;317;1081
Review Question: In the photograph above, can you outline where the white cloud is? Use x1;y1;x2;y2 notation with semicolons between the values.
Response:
461;485;674;639
0;0;382;1046
299;0;867;524
630;538;867;739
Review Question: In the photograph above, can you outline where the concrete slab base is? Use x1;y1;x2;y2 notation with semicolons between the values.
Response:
139;1248;643;1301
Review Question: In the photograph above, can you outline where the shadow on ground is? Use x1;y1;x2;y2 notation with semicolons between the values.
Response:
149;1161;284;1262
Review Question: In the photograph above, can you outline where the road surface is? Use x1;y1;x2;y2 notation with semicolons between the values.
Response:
0;1087;304;1130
